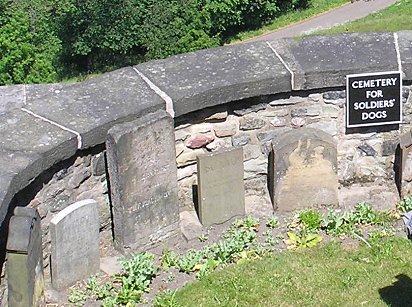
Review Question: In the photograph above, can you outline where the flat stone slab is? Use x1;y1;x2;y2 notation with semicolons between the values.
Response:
0;85;24;114
397;31;412;80
24;67;165;149
274;32;399;90
50;199;100;290
197;147;245;226
136;41;291;117
106;110;179;252
0;110;78;226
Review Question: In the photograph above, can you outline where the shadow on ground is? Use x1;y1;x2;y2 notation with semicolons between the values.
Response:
379;274;412;306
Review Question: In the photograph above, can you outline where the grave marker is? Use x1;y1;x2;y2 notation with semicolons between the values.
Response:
197;147;245;226
106;110;179;252
7;207;44;307
50;199;99;290
269;128;338;211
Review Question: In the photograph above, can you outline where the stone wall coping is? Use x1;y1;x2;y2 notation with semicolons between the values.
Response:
0;31;411;226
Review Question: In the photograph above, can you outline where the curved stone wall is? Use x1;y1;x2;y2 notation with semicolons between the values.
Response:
1;31;412;232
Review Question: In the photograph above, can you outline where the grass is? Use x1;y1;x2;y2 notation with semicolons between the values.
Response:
171;237;412;306
228;0;350;43
314;0;412;35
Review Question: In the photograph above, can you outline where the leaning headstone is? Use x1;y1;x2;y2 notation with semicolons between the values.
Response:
269;128;338;211
106;110;179;252
7;207;44;307
197;147;245;226
50;199;99;290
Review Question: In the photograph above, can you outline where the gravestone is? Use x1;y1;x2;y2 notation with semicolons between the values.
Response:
7;207;44;307
106;110;179;252
50;199;99;290
269;128;338;211
399;129;412;197
197;147;245;226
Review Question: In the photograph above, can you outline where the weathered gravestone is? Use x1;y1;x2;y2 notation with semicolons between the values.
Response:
197;147;245;226
50;199;99;290
106;110;179;252
7;207;44;307
269;128;338;211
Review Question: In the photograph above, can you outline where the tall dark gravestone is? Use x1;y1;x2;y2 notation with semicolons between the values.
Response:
7;207;44;307
106;110;179;252
346;71;402;128
197;147;245;226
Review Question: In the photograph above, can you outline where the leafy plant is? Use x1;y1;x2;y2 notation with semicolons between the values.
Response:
161;249;179;270
398;196;412;213
297;209;322;231
153;289;180;307
321;209;355;236
284;231;323;250
266;215;279;229
115;251;157;305
68;286;87;306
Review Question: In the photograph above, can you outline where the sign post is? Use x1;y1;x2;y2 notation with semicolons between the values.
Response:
346;71;402;128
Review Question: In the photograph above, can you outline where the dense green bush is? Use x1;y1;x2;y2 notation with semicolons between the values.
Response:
0;0;310;84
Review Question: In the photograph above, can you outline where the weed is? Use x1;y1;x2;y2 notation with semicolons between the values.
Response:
266;215;279;229
298;209;322;231
161;249;179;270
68;286;87;306
284;231;323;250
115;252;157;305
398;196;412;213
198;234;208;243
153;289;180;307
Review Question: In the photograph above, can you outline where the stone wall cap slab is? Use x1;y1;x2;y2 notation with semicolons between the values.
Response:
0;109;77;157
273;32;399;90
24;67;165;149
136;41;291;117
397;31;412;80
0;85;24;115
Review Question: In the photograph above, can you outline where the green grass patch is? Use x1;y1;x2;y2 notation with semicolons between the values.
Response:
314;0;412;35
172;237;412;306
228;0;350;43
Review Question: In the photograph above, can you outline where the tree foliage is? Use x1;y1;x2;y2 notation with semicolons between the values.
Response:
0;0;310;84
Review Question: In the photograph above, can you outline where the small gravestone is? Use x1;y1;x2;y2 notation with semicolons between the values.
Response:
106;110;179;252
269;128;338;211
7;207;44;307
197;147;245;226
50;199;99;290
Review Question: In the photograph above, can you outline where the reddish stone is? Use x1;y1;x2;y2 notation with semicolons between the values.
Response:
185;134;215;149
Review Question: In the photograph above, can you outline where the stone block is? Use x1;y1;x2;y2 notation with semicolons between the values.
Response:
397;31;412;80
274;33;398;90
106;110;179;252
269;128;338;211
136;41;291;117
7;207;44;307
24;67;165;149
197;147;245;226
0;85;24;114
50;199;100;290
